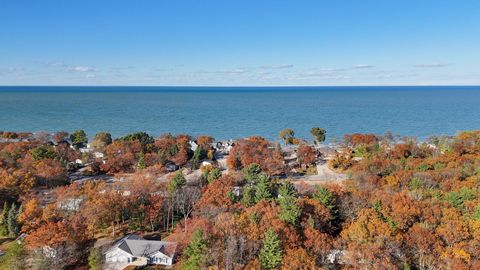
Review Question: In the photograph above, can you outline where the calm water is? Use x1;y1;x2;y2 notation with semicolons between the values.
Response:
1;86;480;142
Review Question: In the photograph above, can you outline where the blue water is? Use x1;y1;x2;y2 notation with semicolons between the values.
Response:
1;86;480;142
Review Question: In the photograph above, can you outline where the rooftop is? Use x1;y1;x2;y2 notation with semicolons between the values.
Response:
108;234;177;258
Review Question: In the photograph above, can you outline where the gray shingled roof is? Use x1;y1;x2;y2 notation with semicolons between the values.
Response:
108;234;176;258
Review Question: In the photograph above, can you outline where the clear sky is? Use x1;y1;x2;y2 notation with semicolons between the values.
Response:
1;0;480;86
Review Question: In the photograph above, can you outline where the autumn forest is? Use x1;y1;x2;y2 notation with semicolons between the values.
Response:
0;129;480;270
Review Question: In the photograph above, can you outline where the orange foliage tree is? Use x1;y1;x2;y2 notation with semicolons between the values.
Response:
227;136;284;175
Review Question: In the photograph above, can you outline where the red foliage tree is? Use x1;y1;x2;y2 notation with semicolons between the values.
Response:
344;133;378;146
227;136;284;175
101;140;142;173
297;143;317;166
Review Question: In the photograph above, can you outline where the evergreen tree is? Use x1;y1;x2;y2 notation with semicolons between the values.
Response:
168;170;187;193
88;247;102;270
182;229;207;270
136;152;146;170
227;190;237;203
207;167;222;183
310;127;326;145
313;186;338;219
119;132;154;149
7;202;19;236
278;190;301;226
259;228;282;270
243;163;262;183
0;202;9;236
199;171;209;185
30;145;58;160
191;147;201;170
255;174;273;203
278;181;296;198
70;129;88;149
241;185;256;207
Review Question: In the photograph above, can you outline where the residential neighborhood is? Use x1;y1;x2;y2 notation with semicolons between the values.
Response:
1;129;479;269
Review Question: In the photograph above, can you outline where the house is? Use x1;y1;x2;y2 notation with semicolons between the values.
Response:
105;235;177;267
189;140;198;152
93;151;104;159
214;140;235;155
58;198;84;212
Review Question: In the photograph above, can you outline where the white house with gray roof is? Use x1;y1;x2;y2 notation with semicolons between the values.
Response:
105;234;177;267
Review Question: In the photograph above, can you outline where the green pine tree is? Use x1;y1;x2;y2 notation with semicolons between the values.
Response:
227;190;237;203
182;229;207;270
168;170;187;193
278;181;301;226
70;130;88;149
207;168;222;183
16;204;22;229
241;185;256;207
88;247;102;270
136;152;146;170
313;186;338;220
7;202;19;237
259;228;282;270
278;181;296;197
30;145;58;161
243;163;262;183
199;171;209;185
191;147;201;170
0;202;9;236
254;174;273;203
278;191;301;226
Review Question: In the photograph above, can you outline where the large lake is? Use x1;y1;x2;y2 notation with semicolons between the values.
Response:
1;86;479;142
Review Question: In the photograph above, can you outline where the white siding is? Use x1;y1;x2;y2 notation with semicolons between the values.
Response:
105;248;133;263
149;252;173;266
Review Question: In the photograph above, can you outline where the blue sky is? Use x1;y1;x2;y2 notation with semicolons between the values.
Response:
1;0;480;86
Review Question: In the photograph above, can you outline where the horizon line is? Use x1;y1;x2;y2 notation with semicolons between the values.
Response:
1;84;480;88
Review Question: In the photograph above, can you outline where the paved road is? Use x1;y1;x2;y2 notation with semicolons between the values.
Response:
292;160;347;185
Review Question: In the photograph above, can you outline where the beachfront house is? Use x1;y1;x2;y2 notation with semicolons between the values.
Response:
214;140;235;155
189;140;198;152
105;235;177;267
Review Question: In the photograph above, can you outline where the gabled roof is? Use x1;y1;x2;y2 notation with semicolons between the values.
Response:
107;234;177;258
